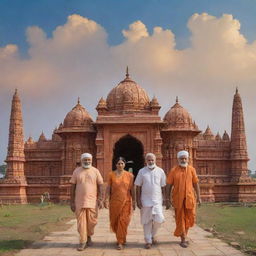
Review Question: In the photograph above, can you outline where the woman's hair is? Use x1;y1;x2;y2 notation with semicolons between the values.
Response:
114;156;126;165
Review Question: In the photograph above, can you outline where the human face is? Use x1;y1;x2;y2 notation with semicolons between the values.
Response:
146;156;156;169
116;160;125;171
178;156;188;168
81;157;92;169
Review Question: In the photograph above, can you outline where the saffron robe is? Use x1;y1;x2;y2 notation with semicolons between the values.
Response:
167;165;199;237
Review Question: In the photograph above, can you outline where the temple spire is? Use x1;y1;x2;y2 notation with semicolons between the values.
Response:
231;88;247;158
6;90;25;168
77;97;80;104
126;66;130;79
2;89;27;203
230;88;248;179
176;96;178;103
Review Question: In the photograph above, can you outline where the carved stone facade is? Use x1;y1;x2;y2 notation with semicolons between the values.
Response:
1;71;256;203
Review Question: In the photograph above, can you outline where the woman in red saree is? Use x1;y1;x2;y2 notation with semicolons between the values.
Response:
104;157;135;250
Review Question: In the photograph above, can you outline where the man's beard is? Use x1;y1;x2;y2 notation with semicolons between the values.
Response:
179;162;188;168
82;163;91;169
147;163;156;169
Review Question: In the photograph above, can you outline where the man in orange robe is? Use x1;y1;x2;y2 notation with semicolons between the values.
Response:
70;153;104;251
166;150;201;248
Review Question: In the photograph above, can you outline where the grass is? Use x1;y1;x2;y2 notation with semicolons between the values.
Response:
1;203;256;255
0;203;74;256
197;203;256;255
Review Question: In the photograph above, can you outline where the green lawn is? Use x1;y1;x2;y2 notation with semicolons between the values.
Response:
0;203;74;256
197;203;256;255
1;203;255;256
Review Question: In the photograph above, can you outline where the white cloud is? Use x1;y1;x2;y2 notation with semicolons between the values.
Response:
0;13;256;169
122;20;149;42
0;44;18;59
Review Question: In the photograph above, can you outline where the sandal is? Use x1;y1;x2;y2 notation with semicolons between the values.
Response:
145;243;152;249
179;241;188;248
152;237;158;245
116;244;124;250
77;243;87;251
86;236;93;246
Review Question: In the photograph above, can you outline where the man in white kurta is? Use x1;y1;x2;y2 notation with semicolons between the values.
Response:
135;153;166;249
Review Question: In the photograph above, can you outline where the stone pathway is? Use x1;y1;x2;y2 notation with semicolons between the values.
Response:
16;209;245;256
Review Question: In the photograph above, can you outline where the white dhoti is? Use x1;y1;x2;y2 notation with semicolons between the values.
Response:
141;204;165;243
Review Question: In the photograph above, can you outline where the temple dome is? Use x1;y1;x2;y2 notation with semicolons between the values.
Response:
106;68;150;112
163;97;198;131
63;98;93;128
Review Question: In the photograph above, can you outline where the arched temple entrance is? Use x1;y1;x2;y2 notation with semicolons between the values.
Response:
112;134;144;177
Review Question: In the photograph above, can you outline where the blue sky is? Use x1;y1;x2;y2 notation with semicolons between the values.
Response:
1;0;256;54
0;0;256;170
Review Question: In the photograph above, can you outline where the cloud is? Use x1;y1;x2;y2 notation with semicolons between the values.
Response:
122;20;149;42
0;44;18;59
182;13;256;87
0;13;256;169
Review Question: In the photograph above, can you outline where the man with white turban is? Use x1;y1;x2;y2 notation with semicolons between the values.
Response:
166;150;201;248
70;153;104;251
135;153;166;249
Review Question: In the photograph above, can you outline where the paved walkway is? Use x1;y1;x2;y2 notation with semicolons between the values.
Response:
16;209;245;256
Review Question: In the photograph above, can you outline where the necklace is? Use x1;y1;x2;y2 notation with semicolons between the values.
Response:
115;170;124;177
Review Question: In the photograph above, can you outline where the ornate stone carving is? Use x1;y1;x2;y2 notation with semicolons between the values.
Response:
1;76;256;204
106;69;150;112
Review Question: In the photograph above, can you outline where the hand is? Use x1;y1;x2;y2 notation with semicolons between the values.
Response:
104;200;109;209
132;201;136;210
197;197;202;207
97;199;104;209
166;200;171;210
70;202;76;212
137;200;142;209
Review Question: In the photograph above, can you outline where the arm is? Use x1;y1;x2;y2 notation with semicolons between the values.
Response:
97;184;104;209
165;184;173;209
161;186;166;206
104;184;111;209
136;186;142;209
131;181;136;210
70;184;76;212
193;183;201;206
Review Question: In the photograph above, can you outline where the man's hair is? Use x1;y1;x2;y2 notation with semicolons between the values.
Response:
145;153;156;160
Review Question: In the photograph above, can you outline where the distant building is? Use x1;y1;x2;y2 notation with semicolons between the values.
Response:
0;69;256;203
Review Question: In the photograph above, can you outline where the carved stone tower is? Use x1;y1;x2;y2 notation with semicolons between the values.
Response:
230;88;249;181
0;89;27;203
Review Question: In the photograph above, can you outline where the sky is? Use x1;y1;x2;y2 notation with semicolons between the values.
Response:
0;0;256;170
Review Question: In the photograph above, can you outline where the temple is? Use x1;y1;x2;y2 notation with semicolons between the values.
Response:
1;70;256;203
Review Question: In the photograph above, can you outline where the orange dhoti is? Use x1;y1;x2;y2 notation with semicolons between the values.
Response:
174;199;195;237
108;171;133;244
76;208;98;243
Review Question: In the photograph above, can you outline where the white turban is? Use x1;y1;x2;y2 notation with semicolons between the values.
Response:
81;153;92;160
177;150;189;159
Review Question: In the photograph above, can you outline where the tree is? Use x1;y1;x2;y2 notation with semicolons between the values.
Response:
0;165;7;177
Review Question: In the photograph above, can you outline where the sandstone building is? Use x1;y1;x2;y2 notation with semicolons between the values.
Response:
1;70;256;203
